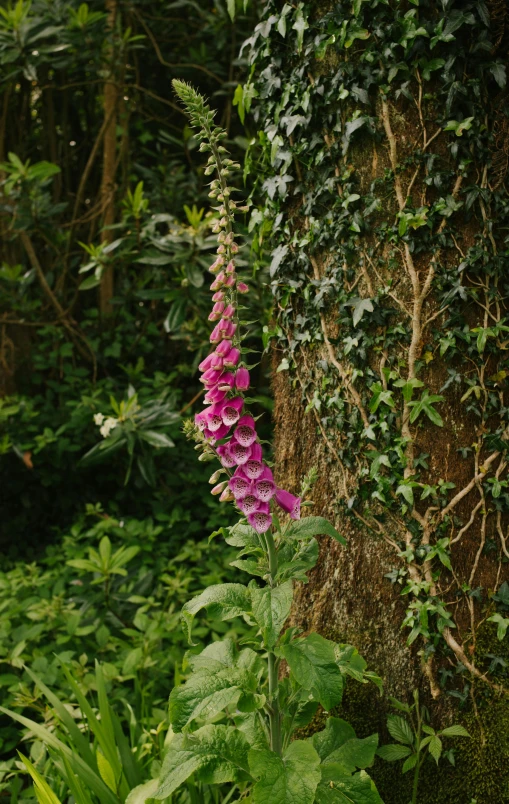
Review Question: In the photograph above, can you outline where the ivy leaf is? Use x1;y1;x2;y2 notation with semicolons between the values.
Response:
386;716;414;746
279;634;345;710
393;377;424;403
376;744;412;762
396;484;414;508
487;613;509;641
408;391;444;427
292;8;309;53
369;382;395;413
490;63;506;89
249;741;321;804
269;245;289;277
287;516;346;545
181;584;251;644
154;725;250;798
250;582;293;648
345;297;374;326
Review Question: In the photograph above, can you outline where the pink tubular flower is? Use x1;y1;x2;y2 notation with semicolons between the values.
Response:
248;507;272;534
209;353;223;370
223;347;240;368
210;324;222;343
212;290;225;302
228;439;251;465
221;397;244;426
200;367;222;386
204;386;227;404
225;260;235;274
254;467;276;502
215;339;232;357
222;304;235;319
216;444;237;468
219;487;234;502
203;422;230;441
238;494;261;515
198;353;215;372
237;282;249;294
217;372;235;392
234;416;257;447
235;367;250;391
229;471;252;499
275;488;301;520
224;273;236;288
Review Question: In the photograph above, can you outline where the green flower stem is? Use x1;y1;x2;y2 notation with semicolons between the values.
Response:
265;527;282;756
412;705;422;804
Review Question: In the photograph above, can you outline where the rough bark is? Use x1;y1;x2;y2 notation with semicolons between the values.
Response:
99;0;119;317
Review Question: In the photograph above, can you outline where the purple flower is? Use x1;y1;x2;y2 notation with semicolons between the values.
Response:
248;507;272;534
203;422;230;441
254;467;276;502
229;471;252;499
228;439;251;465
210;324;222;343
204;387;227;404
234;415;257;447
275;488;301;520
216;444;237;468
216;372;235;391
198;353;215;372
238;494;260;515
221;397;244;426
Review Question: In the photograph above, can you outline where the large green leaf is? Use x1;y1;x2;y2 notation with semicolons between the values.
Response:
315;771;383;803
170;641;264;731
249;741;321;804
287;517;346;546
154;725;251;798
311;718;378;775
251;581;293;648
279;634;345;710
181;583;251;644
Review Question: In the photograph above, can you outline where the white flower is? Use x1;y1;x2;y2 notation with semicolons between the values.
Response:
94;412;105;426
100;417;118;438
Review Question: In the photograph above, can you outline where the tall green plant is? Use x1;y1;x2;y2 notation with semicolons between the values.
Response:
129;82;386;804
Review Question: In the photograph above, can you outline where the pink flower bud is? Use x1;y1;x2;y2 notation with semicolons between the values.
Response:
225;261;235;274
224;273;236;287
217;372;235;391
237;282;249;294
209;256;225;274
210;272;225;291
218;320;237;338
222;304;235;319
212;291;225;302
210;353;223;370
198;353;215;372
211;481;228;495
210;324;222;343
223;347;240;368
231;243;239;254
219;487;235;502
235;367;250;391
215;339;232;357
208;301;226;321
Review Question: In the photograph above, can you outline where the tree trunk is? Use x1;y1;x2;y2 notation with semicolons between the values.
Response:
249;2;509;802
99;0;119;318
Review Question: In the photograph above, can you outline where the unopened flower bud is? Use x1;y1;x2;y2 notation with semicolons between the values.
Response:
225;260;235;274
211;480;229;495
224;273;236;287
209;469;224;484
231;243;239;254
237;282;249;294
212;290;225;302
219;487;234;502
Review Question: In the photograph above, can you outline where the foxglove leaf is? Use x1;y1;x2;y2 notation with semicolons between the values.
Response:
181;583;251;644
250;581;293;648
249;741;321;804
279;634;344;710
